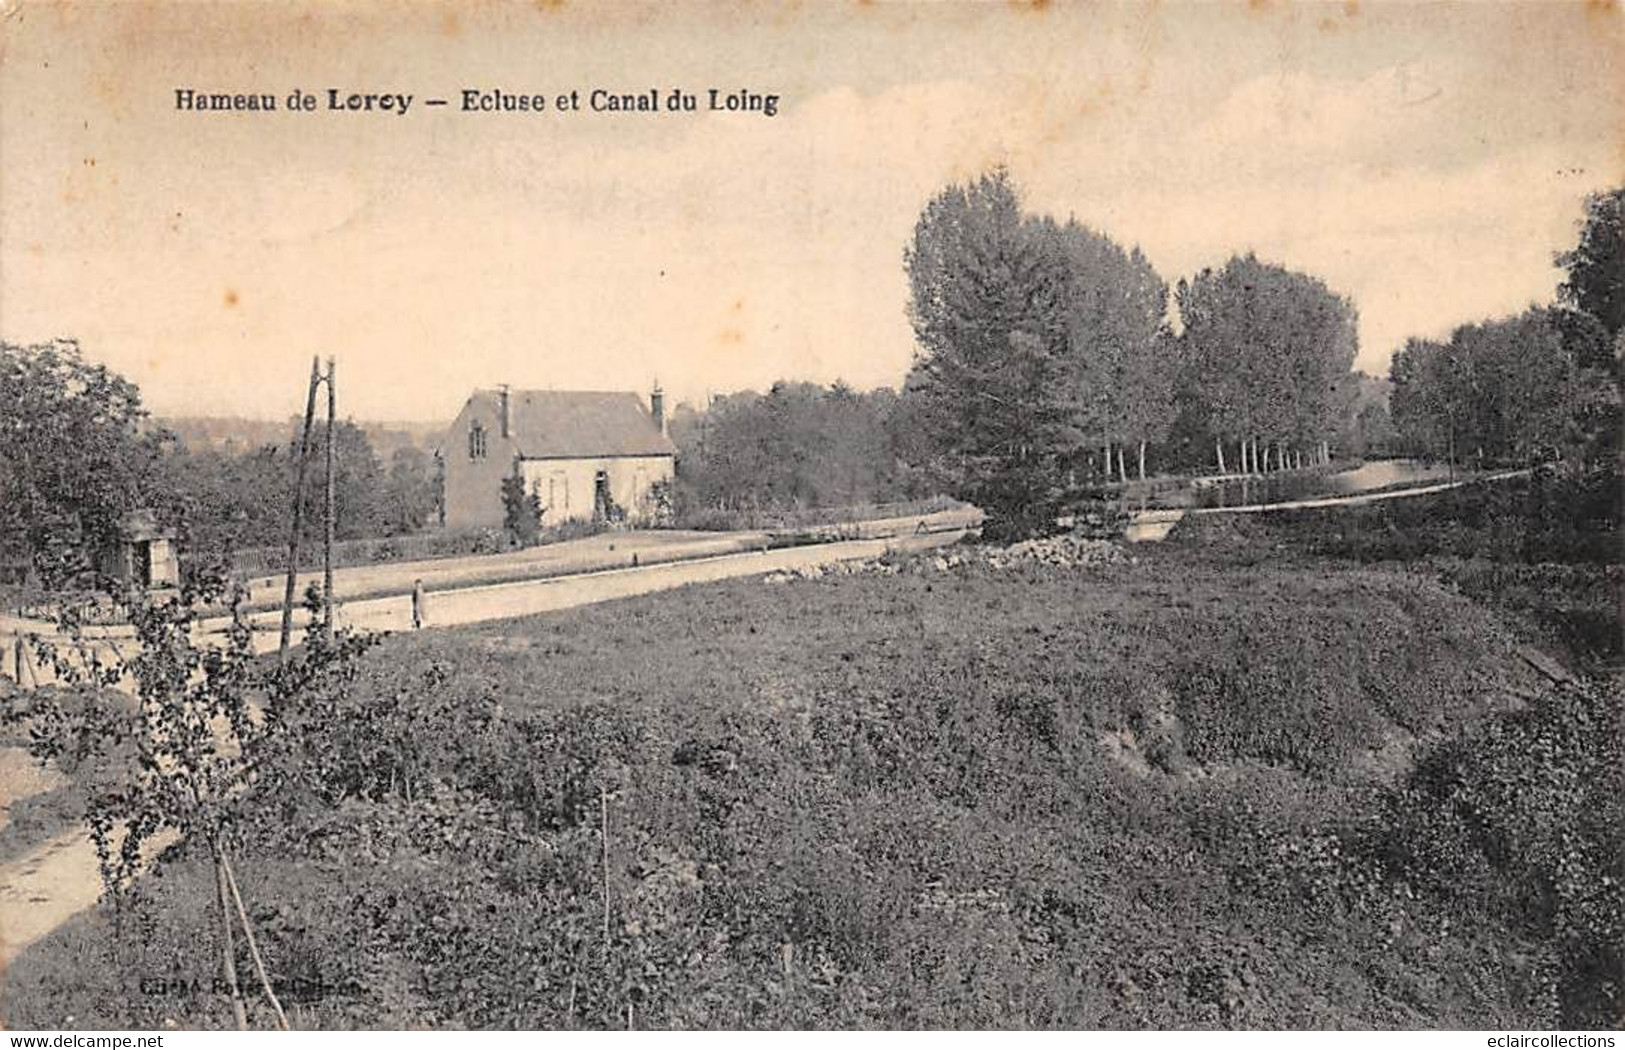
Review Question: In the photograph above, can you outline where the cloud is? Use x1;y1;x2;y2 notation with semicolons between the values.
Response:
1013;67;1621;374
1191;64;1448;171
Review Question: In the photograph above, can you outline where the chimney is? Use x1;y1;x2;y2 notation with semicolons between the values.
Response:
650;380;666;435
497;384;511;438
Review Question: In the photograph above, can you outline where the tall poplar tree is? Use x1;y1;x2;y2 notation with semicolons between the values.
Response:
903;169;1075;539
1030;218;1169;481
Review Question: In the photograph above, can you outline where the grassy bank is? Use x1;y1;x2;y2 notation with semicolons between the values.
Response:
1167;468;1621;670
6;510;1619;1028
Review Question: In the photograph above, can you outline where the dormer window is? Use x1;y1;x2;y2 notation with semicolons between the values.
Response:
469;421;488;460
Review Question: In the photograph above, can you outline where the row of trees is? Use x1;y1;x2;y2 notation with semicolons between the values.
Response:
1388;187;1623;469
160;430;442;559
901;169;1361;534
6;158;1388;576
27;177;1608;574
667;381;927;515
1176;256;1358;474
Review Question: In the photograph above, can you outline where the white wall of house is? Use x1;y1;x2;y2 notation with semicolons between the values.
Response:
517;455;673;525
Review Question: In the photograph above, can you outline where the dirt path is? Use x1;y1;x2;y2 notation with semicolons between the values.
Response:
0;750;65;836
0;825;180;969
0;829;102;967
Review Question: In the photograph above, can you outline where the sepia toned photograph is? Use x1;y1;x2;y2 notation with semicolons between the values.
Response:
0;0;1620;1036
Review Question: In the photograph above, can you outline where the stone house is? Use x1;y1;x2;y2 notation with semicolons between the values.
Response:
440;385;676;530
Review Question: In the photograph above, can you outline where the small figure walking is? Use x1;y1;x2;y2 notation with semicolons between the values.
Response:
411;578;426;630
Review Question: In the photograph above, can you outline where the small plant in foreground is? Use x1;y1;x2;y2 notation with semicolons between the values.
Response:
3;575;376;1030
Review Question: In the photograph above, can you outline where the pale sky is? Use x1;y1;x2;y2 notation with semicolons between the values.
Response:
2;1;1620;421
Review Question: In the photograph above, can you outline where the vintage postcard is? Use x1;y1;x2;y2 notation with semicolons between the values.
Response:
1;0;1620;1037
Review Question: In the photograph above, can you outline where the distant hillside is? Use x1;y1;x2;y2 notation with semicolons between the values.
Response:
159;416;299;453
365;420;449;457
159;417;448;456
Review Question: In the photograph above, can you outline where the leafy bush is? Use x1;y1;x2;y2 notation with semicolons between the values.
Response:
1358;677;1624;1027
2;576;378;1030
501;475;545;546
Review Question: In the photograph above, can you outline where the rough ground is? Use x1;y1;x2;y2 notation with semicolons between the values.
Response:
0;526;973;964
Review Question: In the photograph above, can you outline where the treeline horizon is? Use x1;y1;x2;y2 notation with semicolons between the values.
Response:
5;177;1617;579
1387;186;1623;471
889;168;1618;536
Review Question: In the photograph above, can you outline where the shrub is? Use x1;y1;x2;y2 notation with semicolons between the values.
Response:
1359;677;1624;1027
501;475;544;546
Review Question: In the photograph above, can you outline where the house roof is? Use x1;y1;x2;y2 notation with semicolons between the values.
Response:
469;389;676;459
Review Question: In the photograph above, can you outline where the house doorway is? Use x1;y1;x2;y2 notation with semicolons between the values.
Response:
593;470;611;521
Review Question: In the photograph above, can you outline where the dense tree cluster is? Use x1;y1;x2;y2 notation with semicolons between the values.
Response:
1389;187;1623;468
158;423;443;565
668;381;923;516
0;339;173;588
1389;312;1575;466
1038;213;1177;483
0;340;443;588
1176;255;1358;474
901;170;1362;534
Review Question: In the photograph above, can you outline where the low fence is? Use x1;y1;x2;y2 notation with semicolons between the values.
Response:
1;630;131;691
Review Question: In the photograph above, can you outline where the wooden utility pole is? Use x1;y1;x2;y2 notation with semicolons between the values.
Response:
323;356;336;640
278;358;322;660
